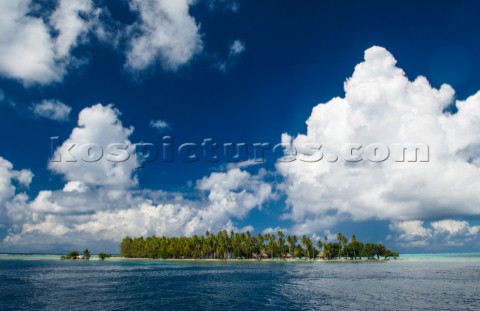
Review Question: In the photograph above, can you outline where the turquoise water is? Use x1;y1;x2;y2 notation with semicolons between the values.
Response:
402;252;480;261
0;253;479;310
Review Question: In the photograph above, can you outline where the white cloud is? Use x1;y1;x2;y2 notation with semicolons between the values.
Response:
277;46;480;233
0;1;58;84
0;157;32;207
0;157;32;226
49;104;138;188
0;0;96;85
149;119;171;132
215;39;246;73
390;219;480;248
289;216;345;236
389;220;432;247
32;100;72;121
431;220;480;236
13;169;33;187
63;181;88;193
1;104;272;251
50;0;97;58
262;227;288;235
0;0;241;82
230;39;245;55
195;167;272;228
125;0;203;71
3;166;271;250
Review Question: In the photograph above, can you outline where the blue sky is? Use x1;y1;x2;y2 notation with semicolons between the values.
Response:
1;0;480;253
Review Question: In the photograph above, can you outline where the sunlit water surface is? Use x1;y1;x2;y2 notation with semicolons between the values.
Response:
0;253;479;310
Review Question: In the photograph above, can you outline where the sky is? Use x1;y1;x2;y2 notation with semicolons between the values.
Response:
1;0;480;254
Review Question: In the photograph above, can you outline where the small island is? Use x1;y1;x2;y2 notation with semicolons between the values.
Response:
120;230;399;261
61;249;112;261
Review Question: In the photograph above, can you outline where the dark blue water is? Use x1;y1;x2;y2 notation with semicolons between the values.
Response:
0;259;479;310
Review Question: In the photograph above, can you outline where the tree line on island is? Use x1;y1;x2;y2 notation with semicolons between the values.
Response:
61;249;112;261
120;230;399;260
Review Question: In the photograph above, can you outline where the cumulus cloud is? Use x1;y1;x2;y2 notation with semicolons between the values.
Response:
63;181;88;193
0;0;242;83
149;119;171;132
390;220;480;248
31;100;72;121
1;104;272;251
0;0;97;84
262;227;288;235
432;220;480;235
0;0;58;84
0;157;33;227
278;46;480;234
49;104;138;188
0;157;32;207
388;220;432;247
3;166;271;250
195;167;272;230
66;171;267;242
50;0;99;58
125;0;203;71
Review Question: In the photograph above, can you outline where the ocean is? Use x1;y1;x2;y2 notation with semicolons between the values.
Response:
0;253;479;310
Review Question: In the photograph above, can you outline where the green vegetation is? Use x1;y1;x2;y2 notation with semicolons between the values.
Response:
98;253;112;261
120;230;399;260
60;249;114;261
83;249;91;260
61;251;80;260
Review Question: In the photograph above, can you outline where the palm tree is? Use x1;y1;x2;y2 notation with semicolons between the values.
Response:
218;230;229;259
277;231;285;259
230;230;236;259
117;231;399;261
287;235;297;258
350;234;358;259
265;234;276;259
254;234;264;258
301;235;312;260
242;231;253;259
82;249;91;260
204;231;211;258
233;233;241;259
337;233;347;258
336;233;342;243
316;240;323;258
206;231;217;259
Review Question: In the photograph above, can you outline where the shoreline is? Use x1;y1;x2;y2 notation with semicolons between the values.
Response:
0;254;396;263
1;253;480;262
114;257;398;263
